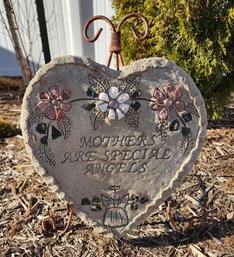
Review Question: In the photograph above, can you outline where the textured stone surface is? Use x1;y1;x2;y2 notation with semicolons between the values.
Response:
20;56;207;238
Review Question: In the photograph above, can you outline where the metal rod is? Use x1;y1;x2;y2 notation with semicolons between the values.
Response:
83;13;149;70
35;0;51;64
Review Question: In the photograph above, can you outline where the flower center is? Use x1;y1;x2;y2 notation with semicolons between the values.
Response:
51;98;60;106
163;98;173;107
112;193;120;200
109;99;119;109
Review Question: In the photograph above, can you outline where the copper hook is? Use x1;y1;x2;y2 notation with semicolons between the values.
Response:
83;13;149;70
117;13;149;40
83;15;116;43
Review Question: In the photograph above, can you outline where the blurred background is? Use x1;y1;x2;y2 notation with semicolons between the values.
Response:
0;0;233;121
0;0;114;77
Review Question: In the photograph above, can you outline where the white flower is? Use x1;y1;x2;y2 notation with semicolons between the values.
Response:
98;86;130;120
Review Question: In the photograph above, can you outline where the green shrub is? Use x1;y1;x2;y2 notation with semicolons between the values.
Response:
113;0;234;119
0;120;17;138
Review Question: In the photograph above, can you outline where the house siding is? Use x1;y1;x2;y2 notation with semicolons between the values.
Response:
0;0;114;76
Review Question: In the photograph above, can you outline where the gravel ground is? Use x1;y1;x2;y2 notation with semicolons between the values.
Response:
0;77;233;257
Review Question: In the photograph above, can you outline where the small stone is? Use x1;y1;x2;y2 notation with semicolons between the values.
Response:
227;211;234;221
112;193;120;200
163;98;173;107
51;99;59;106
109;99;119;109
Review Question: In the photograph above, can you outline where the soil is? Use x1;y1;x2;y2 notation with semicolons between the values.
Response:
0;77;233;257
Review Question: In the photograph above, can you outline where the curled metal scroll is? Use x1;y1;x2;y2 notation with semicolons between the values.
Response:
83;13;149;70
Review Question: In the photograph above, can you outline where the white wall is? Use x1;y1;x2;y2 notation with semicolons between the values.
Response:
0;0;115;76
44;0;115;67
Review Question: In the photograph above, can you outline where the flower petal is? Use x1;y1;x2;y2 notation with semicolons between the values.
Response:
116;109;124;120
49;86;60;98
153;89;165;100
40;91;50;100
117;92;129;103
108;86;119;99
170;86;182;101
98;103;108;113
164;85;173;96
174;100;186;111
56;108;65;120
108;109;116;120
119;103;129;113
151;103;164;111
159;108;168;120
59;102;72;112
99;92;109;102
169;107;177;118
37;100;51;112
61;89;71;100
43;106;56;120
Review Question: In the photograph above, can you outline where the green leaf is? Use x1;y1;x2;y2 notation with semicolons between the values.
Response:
130;101;141;111
182;113;192;122
51;125;62;140
81;198;91;205
82;103;96;111
169;119;180;131
91;196;101;203
40;135;48;146
130;194;139;202
36;123;47;134
91;204;102;211
86;87;98;98
130;90;142;98
181;127;191;137
139;196;149;204
131;203;138;210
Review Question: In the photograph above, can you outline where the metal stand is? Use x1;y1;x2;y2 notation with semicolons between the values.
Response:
83;13;149;70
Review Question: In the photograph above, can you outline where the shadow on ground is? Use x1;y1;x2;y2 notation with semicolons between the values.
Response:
124;219;234;248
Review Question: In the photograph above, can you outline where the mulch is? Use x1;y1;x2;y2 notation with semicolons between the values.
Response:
0;78;233;256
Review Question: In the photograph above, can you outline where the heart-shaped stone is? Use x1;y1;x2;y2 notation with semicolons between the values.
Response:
21;56;207;238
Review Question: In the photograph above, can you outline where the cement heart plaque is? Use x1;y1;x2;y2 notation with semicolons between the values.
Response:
21;56;207;238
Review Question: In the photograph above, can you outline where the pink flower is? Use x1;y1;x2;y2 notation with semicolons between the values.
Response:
151;85;185;120
37;86;72;120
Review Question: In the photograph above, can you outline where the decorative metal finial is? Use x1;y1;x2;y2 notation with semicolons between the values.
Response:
83;13;149;70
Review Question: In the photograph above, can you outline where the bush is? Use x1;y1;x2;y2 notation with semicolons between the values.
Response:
0;120;17;138
113;0;234;119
